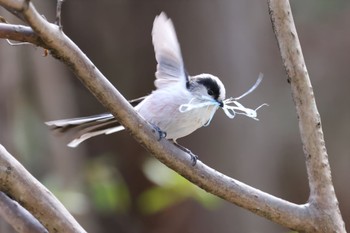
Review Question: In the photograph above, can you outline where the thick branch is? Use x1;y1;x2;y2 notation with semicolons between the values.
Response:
0;0;343;232
0;145;86;233
0;0;311;231
0;191;48;233
268;0;346;232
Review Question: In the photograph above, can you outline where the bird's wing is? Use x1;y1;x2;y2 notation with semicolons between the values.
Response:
152;12;188;89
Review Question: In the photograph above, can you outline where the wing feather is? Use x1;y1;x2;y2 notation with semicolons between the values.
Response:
152;12;188;89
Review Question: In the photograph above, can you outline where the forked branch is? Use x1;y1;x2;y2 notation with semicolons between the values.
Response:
268;0;346;231
0;145;86;233
0;0;346;232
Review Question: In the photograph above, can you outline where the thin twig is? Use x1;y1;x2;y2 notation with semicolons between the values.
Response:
0;22;44;46
55;0;64;30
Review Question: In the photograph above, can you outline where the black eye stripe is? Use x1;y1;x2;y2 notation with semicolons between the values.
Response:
197;77;221;99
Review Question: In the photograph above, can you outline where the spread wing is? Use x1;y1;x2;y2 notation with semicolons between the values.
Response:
152;12;188;89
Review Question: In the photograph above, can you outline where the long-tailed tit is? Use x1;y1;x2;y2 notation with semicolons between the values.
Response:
46;12;266;165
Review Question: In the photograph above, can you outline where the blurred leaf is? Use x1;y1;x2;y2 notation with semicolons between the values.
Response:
138;186;182;214
86;155;130;213
13;98;47;166
42;175;89;215
139;158;220;214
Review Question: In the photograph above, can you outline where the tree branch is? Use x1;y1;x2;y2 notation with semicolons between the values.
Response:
0;145;86;233
268;0;346;232
0;0;346;232
0;22;44;46
0;191;48;233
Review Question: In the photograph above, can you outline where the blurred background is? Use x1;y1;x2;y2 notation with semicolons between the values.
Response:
1;0;350;232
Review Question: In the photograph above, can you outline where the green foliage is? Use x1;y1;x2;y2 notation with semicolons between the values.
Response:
42;175;89;215
138;158;220;214
86;156;130;213
13;98;48;169
56;154;220;215
43;153;220;216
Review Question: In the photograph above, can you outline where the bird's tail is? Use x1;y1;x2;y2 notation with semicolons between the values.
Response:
45;113;124;148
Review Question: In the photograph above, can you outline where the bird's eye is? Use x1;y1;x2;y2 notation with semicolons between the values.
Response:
207;89;214;96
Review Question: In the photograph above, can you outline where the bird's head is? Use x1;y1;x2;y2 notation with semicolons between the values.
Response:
189;74;226;108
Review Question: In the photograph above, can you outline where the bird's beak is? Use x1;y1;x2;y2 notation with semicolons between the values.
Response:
218;100;224;108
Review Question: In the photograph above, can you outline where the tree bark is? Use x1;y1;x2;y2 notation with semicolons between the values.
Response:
0;145;86;233
0;191;48;233
0;0;346;232
268;0;346;232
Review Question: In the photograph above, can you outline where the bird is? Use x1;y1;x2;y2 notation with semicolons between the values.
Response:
46;12;227;165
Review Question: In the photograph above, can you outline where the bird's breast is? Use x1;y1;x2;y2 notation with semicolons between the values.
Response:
137;90;218;140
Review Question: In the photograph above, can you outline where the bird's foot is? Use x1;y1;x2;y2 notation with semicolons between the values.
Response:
189;152;198;166
150;123;167;141
173;142;198;166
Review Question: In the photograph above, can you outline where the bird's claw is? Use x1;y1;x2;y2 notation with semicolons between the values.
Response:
182;147;198;166
151;123;167;141
189;152;198;166
173;142;198;166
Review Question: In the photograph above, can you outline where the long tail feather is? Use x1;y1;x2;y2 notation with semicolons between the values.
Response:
46;113;124;147
46;96;146;147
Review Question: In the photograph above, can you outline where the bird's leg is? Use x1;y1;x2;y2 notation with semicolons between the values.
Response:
150;123;167;141
172;140;198;166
